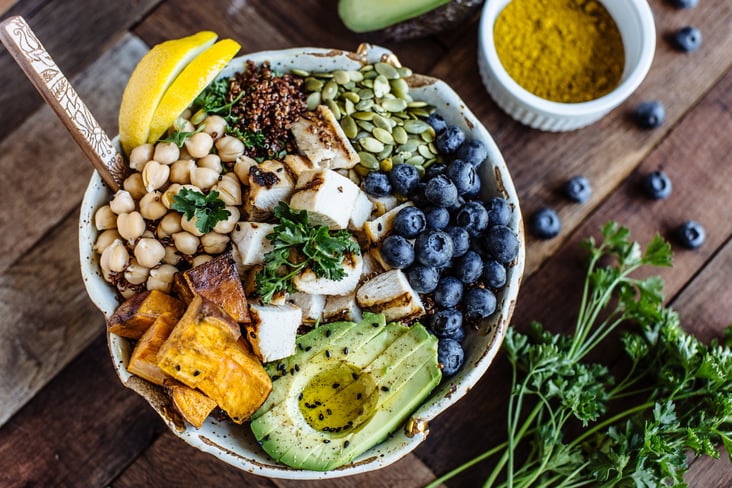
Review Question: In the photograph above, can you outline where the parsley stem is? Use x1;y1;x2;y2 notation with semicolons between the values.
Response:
424;441;509;488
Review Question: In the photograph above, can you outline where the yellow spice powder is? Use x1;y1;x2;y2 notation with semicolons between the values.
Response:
494;0;625;103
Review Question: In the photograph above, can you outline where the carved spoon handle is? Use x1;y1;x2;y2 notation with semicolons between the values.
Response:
0;15;127;191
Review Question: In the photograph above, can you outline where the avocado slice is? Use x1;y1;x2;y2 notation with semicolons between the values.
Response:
250;312;442;471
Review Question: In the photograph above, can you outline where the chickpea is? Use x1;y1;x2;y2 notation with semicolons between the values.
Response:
191;109;207;126
94;229;121;254
94;205;117;231
147;264;178;293
109;190;136;215
161;183;182;209
213;173;242;205
142;160;170;192
216;135;245;162
197;153;222;173
158;212;182;237
201;232;230;254
180;214;204;237
139;191;168;220
153;141;180;165
129;143;154;171
173;117;195;134
124;258;150;285
119;287;136;299
170;159;196;184
100;239;129;273
123;172;147;200
162;245;181;266
117;211;146;241
213;206;240;234
192;254;213;267
185;131;214;159
172;231;200;255
134;238;166;268
190;166;219;190
201;115;227;139
234;156;257;183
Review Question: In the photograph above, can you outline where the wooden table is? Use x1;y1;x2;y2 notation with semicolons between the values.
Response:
1;0;730;486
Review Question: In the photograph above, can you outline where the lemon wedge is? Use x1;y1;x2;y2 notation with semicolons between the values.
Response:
119;31;218;156
148;39;241;145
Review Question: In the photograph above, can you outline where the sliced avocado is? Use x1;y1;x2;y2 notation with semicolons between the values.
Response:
338;0;451;33
250;312;442;471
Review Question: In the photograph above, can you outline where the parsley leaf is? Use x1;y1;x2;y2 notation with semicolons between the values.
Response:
193;77;244;125
171;188;230;234
255;203;359;303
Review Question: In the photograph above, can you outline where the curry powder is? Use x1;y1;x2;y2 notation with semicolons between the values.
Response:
494;0;625;103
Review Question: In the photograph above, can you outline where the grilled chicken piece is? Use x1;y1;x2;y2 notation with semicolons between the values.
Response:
282;154;316;179
323;292;363;323
356;269;425;322
245;159;294;220
293;247;363;296
349;190;374;232
289;168;361;229
231;221;275;268
286;292;326;324
363;201;414;247
290;105;360;170
246;303;302;362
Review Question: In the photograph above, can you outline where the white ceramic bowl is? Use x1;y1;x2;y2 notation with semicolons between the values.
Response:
79;45;525;479
478;0;656;131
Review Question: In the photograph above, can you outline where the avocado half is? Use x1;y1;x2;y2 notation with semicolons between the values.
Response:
250;312;442;471
338;0;484;42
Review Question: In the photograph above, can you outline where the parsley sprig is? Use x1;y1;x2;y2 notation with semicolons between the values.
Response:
171;188;230;234
255;203;360;303
193;78;243;126
429;222;732;487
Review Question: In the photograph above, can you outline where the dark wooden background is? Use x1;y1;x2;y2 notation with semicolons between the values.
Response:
0;0;731;486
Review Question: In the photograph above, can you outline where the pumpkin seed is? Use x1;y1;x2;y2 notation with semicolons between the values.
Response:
423;158;438;169
372;127;394;145
333;70;350;85
306;91;321;111
407;101;429;108
356;99;374;111
291;68;310;77
390;78;410;99
358;88;375;100
313;71;333;79
352;111;375;121
373;75;390;98
428;142;438;155
354;164;371;177
349;70;364;82
406;155;425;166
357;152;379;170
343;91;360;103
361;79;374;89
341;115;358;139
392;126;408;145
191;109;207;126
360;64;374;72
391;153;405;165
398;139;420;153
305;78;324;92
404;119;431;134
356;120;375;132
344;98;355;115
410;107;433;118
372;114;392;131
360;137;385;153
397;66;413;78
375;62;399;79
418;143;433;159
326;99;341;119
362;70;378;79
380;158;393;172
321;80;338;101
382;98;408;113
420;127;436;142
376;144;394;160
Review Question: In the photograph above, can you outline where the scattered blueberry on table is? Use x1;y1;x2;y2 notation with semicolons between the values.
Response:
563;175;592;203
672;26;702;52
528;208;561;240
675;220;706;249
635;100;666;129
642;170;673;199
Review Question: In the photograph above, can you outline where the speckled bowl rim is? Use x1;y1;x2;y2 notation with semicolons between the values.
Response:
79;45;525;480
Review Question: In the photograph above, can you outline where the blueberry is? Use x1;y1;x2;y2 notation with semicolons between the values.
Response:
406;265;440;293
425;163;447;179
414;230;454;267
393;206;426;238
380;235;415;269
483;259;507;289
362;171;391;197
455;201;489;237
447;195;466;214
388;163;420;196
642;170;673;200
635;101;665;129
668;0;697;8
672;26;702;52
484;197;512;226
453;250;484;284
425;206;450;230
437;338;464;376
445;226;470;258
424;174;459;208
456;139;488;168
464;287;497;319
563;176;592;203
529;208;561;240
435;126;466;155
483;225;520;263
429;308;463;338
425;112;448;134
445;159;479;197
675;221;705;249
434;276;463;308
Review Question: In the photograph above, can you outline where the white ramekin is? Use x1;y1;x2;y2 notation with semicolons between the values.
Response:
478;0;656;132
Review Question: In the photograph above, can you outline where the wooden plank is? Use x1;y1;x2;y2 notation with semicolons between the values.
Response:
0;34;147;275
413;63;732;486
0;0;161;138
426;0;732;277
685;448;732;487
0;334;165;488
133;0;447;75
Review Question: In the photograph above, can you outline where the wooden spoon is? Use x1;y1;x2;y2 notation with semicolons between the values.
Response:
0;15;127;191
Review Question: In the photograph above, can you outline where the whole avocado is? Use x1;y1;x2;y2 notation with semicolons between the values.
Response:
338;0;484;42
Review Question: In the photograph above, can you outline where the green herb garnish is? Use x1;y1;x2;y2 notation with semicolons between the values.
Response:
256;202;360;303
429;222;732;488
171;188;230;234
193;77;243;125
227;126;266;150
161;123;204;147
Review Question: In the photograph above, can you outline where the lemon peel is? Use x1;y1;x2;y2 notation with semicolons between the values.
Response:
148;39;241;145
119;31;217;156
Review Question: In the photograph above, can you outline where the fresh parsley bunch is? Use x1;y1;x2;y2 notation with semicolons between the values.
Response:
429;222;732;488
171;188;230;234
256;202;360;303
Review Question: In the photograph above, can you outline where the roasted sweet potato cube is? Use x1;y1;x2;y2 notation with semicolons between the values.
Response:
165;380;217;429
157;295;241;388
197;338;272;423
173;251;251;324
127;312;178;385
108;290;185;339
